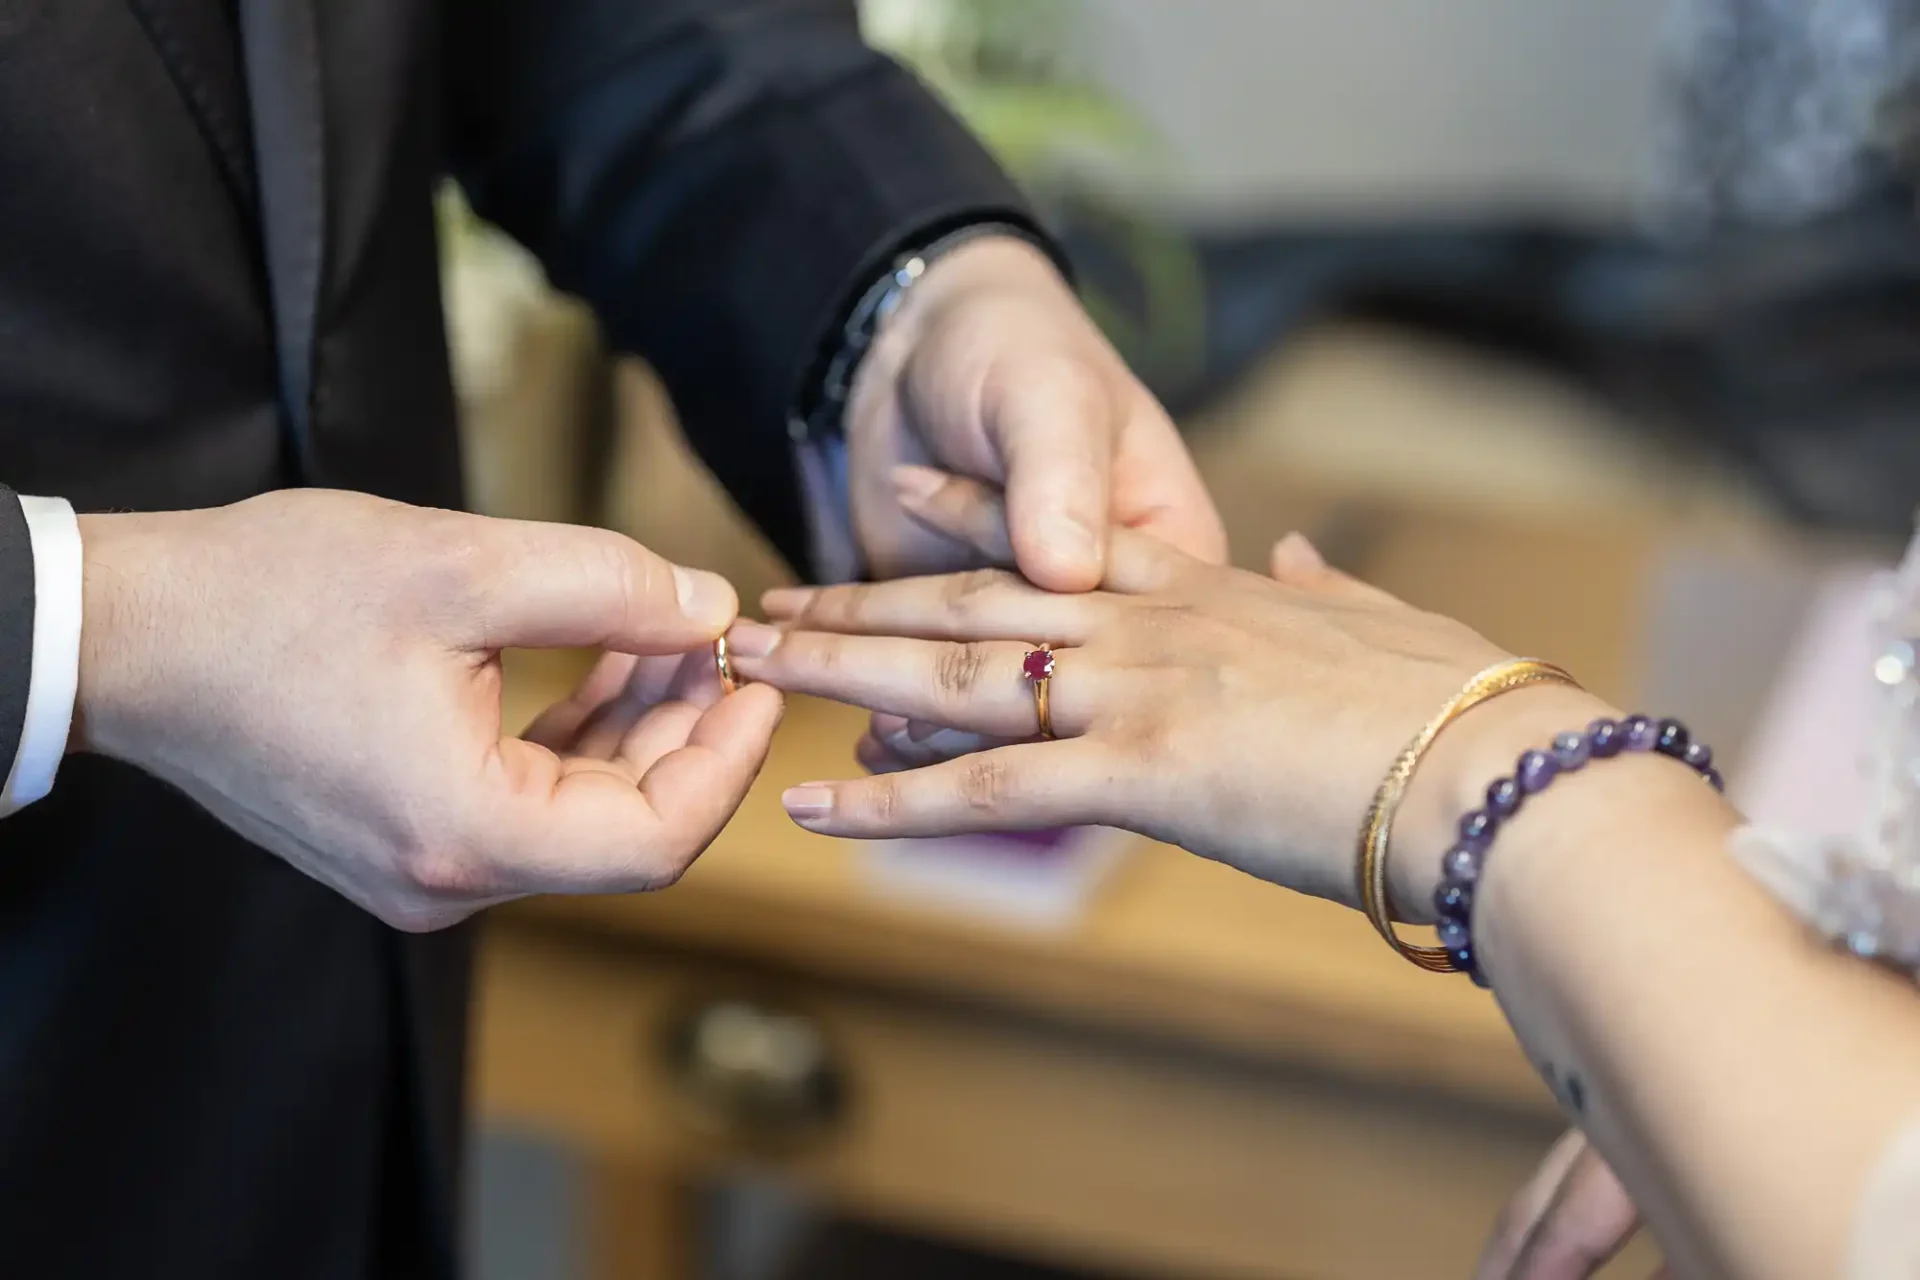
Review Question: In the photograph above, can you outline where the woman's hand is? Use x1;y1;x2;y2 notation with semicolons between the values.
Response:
724;471;1604;912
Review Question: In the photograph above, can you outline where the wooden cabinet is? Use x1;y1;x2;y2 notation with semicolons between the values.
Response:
477;918;1593;1279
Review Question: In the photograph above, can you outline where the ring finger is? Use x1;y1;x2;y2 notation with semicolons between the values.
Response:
727;625;1102;739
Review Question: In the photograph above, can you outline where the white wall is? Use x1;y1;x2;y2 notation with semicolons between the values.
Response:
1076;0;1669;225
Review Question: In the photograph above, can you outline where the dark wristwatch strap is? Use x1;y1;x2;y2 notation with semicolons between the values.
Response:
790;221;1055;446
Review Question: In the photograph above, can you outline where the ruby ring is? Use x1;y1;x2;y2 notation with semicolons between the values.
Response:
1021;644;1057;740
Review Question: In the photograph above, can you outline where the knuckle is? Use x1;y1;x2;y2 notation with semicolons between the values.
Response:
414;522;494;613
796;583;861;629
535;528;650;645
858;777;902;825
398;515;514;638
932;641;989;703
1118;716;1173;766
592;532;648;624
402;845;498;901
793;633;844;677
958;756;1012;812
983;349;1109;423
634;850;697;892
940;568;1016;617
1139;599;1196;633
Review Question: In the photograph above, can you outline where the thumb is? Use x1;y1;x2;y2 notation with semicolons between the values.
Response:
985;360;1115;592
454;518;738;654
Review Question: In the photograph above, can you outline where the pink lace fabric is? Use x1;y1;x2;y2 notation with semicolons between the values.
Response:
1731;520;1920;976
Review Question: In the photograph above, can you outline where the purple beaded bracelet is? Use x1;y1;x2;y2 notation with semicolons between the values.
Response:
1434;715;1723;987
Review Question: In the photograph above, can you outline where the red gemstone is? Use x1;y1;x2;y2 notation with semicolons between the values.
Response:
1022;648;1054;681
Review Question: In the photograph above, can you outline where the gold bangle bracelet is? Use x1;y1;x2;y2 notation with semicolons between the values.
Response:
1356;658;1582;973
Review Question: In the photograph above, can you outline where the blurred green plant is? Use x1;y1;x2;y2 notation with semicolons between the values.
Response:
861;0;1206;387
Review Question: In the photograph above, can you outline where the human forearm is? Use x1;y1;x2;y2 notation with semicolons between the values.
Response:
1404;687;1920;1278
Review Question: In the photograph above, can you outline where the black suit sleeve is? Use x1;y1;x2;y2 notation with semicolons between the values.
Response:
443;0;1046;570
0;486;34;787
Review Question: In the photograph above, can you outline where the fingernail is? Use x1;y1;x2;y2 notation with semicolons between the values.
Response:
891;464;947;504
727;620;782;658
672;565;737;630
782;784;834;820
762;587;816;619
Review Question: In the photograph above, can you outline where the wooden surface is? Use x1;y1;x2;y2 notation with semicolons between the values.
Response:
585;1153;696;1280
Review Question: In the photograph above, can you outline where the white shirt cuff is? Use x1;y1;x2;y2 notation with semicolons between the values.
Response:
1;496;81;814
794;434;861;584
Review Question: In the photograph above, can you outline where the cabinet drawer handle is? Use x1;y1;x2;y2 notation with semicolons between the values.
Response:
662;999;847;1144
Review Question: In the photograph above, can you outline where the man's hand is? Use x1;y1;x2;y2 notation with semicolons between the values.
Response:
846;234;1226;591
72;489;783;932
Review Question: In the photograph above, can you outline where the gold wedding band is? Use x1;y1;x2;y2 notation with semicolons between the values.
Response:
1022;644;1057;740
714;635;738;696
1356;657;1581;973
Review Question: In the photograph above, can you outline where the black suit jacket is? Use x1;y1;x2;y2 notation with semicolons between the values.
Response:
0;2;1037;1276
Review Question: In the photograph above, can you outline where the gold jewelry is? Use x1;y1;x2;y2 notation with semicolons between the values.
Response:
714;635;738;696
1357;658;1582;972
1021;644;1057;740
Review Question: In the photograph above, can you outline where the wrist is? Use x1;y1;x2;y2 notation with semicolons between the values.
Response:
71;512;171;760
885;233;1066;333
847;233;1071;428
1389;683;1621;924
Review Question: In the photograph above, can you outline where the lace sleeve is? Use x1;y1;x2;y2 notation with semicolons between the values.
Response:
1730;520;1920;974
